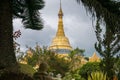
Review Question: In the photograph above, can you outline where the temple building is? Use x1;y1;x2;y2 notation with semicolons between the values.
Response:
49;1;72;54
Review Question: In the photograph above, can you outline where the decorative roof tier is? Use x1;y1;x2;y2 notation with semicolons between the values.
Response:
49;0;72;53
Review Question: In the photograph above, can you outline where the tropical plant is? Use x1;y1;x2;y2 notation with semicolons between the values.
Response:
88;71;108;80
0;0;45;72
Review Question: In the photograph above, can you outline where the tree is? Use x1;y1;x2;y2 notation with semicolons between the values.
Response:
95;20;120;80
76;0;120;34
79;62;101;80
0;0;44;72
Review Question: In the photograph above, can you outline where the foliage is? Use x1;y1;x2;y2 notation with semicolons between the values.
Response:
24;46;85;77
88;71;108;80
117;60;120;78
69;48;85;57
116;56;120;73
76;0;120;34
25;46;51;67
79;62;101;80
95;20;120;79
24;46;70;76
47;52;70;76
27;52;39;67
19;63;36;77
114;56;120;80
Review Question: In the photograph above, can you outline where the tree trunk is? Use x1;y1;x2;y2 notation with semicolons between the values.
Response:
0;0;18;71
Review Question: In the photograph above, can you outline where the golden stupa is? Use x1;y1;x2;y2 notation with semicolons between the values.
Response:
49;1;72;53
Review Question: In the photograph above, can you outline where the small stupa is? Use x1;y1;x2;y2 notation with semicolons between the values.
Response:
89;52;100;62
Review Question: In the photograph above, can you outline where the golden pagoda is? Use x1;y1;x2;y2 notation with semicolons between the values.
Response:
89;52;100;62
49;0;72;53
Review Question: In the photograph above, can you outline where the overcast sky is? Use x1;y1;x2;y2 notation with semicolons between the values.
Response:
13;0;98;57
